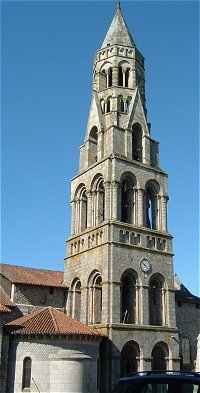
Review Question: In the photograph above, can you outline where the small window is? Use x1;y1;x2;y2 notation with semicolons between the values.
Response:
101;99;105;114
132;123;142;162
118;66;123;86
119;96;125;112
106;97;111;113
22;357;32;390
108;68;112;87
178;301;182;307
125;69;130;87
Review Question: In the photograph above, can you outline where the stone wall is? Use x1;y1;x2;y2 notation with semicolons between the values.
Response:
176;301;200;370
7;336;100;393
109;326;180;385
0;309;23;393
0;275;12;297
14;284;67;312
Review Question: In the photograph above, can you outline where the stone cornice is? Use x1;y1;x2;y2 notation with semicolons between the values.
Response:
71;153;167;182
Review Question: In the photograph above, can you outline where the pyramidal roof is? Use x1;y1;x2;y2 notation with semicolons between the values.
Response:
101;2;135;48
6;307;103;339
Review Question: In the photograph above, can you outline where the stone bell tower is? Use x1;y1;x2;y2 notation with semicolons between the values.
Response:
64;2;180;390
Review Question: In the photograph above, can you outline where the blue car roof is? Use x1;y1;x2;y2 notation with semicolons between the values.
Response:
119;372;200;384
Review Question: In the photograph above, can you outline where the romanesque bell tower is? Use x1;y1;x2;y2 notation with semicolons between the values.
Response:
64;3;180;390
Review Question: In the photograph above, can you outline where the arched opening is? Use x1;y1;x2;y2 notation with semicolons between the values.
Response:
124;97;131;113
91;174;105;226
80;189;88;231
22;357;32;390
93;274;102;323
88;272;102;324
121;341;140;376
118;66;123;86
120;173;136;224
97;179;105;224
108;67;112;87
121;270;137;324
125;68;130;87
149;274;164;326
145;180;160;230
101;99;105;114
119;96;125;112
106;97;111;113
89;126;98;165
152;342;169;371
99;69;107;91
71;279;81;321
132;123;142;162
74;184;88;234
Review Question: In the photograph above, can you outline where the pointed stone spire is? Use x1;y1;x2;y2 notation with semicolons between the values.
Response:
101;2;135;48
116;1;121;10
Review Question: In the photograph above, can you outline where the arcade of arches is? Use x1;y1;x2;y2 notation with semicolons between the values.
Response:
121;341;169;376
69;269;166;328
69;272;103;325
99;65;131;89
71;175;168;235
120;270;165;327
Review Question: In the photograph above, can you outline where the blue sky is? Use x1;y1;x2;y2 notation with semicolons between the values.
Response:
2;1;199;294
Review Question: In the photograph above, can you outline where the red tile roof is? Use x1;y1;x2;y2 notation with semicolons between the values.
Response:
0;287;15;313
0;263;66;288
0;304;11;313
6;307;103;339
0;287;13;306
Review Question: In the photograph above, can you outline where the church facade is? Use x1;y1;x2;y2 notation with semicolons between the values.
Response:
64;2;180;390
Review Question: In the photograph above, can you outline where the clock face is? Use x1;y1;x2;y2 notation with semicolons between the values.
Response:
140;258;151;273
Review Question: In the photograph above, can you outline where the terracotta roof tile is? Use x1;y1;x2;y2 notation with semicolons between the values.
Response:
0;263;66;288
0;304;11;313
6;307;103;339
0;288;15;313
0;287;14;306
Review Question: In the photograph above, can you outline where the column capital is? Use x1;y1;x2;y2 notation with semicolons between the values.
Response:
141;357;152;362
160;193;169;199
111;180;120;187
142;284;150;289
104;180;111;186
86;190;92;197
163;195;169;202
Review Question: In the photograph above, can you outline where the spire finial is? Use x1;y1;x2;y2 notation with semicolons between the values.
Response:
116;1;121;10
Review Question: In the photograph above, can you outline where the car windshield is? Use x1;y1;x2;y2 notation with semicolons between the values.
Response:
113;382;200;393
